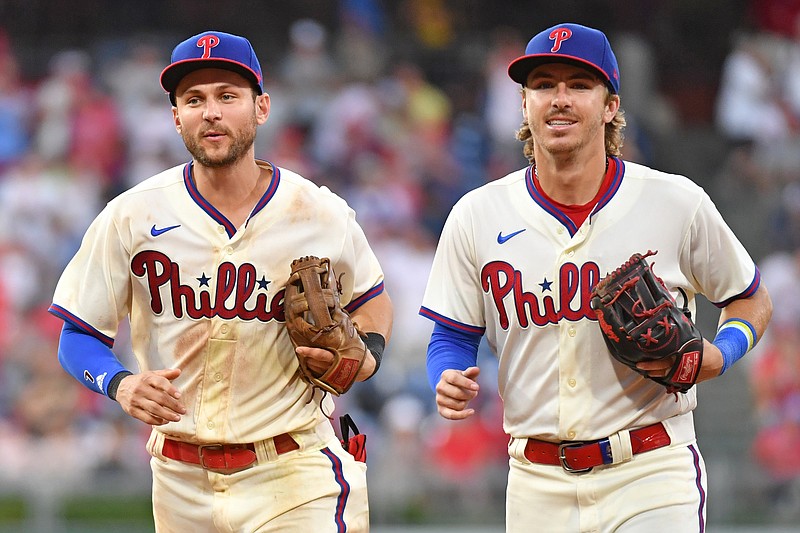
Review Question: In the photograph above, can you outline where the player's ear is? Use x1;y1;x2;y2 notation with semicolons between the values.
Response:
172;107;182;133
256;92;270;125
604;93;620;123
520;87;527;117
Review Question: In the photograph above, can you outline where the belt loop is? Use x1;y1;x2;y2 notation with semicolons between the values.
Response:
254;437;270;464
608;429;633;465
148;430;167;462
263;435;282;461
508;437;529;463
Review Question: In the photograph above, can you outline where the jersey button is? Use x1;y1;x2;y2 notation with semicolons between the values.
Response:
207;421;215;429
225;246;233;255
567;431;576;440
217;226;225;234
568;378;577;387
220;325;229;334
568;327;576;337
214;373;223;382
567;250;574;257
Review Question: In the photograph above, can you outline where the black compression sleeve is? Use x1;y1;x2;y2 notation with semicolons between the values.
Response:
106;371;134;401
362;332;385;378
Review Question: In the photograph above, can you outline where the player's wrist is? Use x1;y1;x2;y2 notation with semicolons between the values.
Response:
107;370;134;401
712;319;756;374
699;339;724;380
361;332;385;379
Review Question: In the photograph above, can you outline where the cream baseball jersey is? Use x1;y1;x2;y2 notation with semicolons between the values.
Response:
420;157;759;440
50;160;385;444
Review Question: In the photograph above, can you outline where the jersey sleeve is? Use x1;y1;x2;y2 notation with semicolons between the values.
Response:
420;200;487;333
49;203;132;343
685;191;760;306
338;207;385;313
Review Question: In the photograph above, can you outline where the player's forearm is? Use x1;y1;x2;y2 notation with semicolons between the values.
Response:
351;291;391;380
350;290;394;342
426;322;481;391
712;284;773;375
717;284;772;343
57;321;132;398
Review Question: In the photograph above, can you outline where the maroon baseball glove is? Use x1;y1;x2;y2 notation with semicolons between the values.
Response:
590;251;704;394
284;256;366;395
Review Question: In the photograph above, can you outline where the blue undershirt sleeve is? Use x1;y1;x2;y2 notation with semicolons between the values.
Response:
58;321;131;398
426;322;482;391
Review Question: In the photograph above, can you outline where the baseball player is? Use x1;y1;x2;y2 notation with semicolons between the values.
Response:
48;30;393;532
420;23;772;532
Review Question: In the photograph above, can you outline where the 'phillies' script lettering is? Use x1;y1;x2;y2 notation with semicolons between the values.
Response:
481;261;600;329
131;250;284;322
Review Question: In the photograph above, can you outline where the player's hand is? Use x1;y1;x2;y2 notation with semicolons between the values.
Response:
115;368;186;426
636;340;723;384
295;346;377;382
294;346;333;377
635;357;676;379
435;366;480;420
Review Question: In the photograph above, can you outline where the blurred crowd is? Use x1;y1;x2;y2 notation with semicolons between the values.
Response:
713;2;800;522
0;0;799;526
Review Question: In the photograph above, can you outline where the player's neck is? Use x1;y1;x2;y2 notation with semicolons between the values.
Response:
192;158;271;228
533;153;609;205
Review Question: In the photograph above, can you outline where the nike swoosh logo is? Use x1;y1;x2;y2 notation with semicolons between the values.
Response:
150;224;181;237
497;229;526;244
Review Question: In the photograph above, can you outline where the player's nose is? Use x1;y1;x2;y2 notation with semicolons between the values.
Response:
202;101;223;121
551;82;572;107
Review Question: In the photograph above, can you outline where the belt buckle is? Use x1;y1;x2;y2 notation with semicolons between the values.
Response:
198;444;254;474
558;442;593;474
198;444;225;470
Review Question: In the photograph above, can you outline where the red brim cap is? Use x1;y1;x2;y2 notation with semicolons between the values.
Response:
508;23;619;94
160;30;264;103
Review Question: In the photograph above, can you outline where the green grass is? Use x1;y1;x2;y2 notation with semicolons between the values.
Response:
0;497;25;522
61;494;152;523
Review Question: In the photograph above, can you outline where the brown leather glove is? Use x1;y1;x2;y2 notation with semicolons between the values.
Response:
284;256;366;395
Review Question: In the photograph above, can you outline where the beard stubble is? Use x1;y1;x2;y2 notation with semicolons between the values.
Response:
182;114;258;168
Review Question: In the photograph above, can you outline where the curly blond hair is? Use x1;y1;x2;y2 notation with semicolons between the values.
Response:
515;92;626;164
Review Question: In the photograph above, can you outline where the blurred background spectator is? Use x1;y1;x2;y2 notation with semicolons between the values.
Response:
0;1;799;530
747;249;800;523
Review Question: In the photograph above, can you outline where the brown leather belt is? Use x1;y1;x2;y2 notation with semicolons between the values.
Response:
524;422;671;474
162;433;299;473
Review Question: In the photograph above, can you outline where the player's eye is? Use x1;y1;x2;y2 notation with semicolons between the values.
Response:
572;79;597;90
529;80;554;90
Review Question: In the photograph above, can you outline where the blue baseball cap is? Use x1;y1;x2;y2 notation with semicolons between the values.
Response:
508;23;620;94
160;30;264;104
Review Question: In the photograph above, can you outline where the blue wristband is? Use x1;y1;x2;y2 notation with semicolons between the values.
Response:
713;319;756;374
